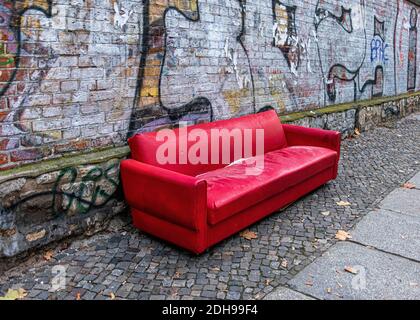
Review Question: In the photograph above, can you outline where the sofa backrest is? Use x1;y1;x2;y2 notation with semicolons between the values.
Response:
128;110;287;176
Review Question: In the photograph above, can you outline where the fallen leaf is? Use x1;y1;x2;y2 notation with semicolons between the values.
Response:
76;292;81;300
109;292;116;300
321;211;331;216
265;279;272;286
354;128;361;136
0;288;27;300
336;201;351;207
240;230;258;241
344;266;359;275
326;288;332;294
281;259;288;268
335;230;352;241
403;183;416;190
173;272;181;279
293;259;302;266
43;250;54;261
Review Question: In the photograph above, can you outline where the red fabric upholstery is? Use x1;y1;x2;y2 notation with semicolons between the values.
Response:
121;160;207;231
207;167;336;249
199;146;337;226
131;208;207;254
128;110;287;176
121;111;341;254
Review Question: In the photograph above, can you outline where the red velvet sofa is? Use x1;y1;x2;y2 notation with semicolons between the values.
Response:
121;110;341;254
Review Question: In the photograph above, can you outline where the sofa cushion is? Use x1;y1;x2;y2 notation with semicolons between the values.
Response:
198;146;338;225
128;110;288;176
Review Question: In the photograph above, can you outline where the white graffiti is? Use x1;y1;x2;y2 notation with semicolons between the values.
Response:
113;2;133;30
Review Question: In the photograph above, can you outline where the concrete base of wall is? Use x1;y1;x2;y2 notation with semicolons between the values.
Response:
1;92;420;259
0;147;129;259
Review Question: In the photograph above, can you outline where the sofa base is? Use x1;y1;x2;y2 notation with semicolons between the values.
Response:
131;166;336;254
207;166;335;248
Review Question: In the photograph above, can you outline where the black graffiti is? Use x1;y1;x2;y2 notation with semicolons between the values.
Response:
374;17;385;40
360;66;384;98
316;0;389;103
128;0;213;137
237;0;256;113
128;0;261;137
314;1;359;104
0;0;52;97
315;4;353;33
6;164;120;216
408;8;418;91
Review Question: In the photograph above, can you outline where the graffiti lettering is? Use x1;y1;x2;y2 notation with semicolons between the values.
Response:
4;162;120;216
371;38;389;63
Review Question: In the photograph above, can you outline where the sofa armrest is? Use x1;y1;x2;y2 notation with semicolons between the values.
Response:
283;124;341;178
283;124;341;153
120;159;207;231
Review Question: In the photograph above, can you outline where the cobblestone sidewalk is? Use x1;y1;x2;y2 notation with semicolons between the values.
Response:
1;113;419;300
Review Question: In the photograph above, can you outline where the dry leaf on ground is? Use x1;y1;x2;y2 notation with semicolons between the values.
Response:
354;129;361;136
240;230;258;241
281;259;288;268
76;292;81;300
110;292;116;300
335;230;352;241
321;211;331;216
344;266;359;275
403;183;416;189
43;250;54;261
336;201;351;207
0;288;27;300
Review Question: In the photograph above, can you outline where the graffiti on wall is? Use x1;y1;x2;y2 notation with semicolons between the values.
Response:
371;18;389;64
0;0;54;142
0;0;53;93
0;1;52;96
272;1;300;74
128;0;213;133
408;7;418;90
0;0;419;159
129;0;261;134
1;159;121;217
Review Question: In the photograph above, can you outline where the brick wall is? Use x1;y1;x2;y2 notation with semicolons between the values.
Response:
1;0;420;257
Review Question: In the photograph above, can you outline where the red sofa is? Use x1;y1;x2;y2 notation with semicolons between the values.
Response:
121;110;341;254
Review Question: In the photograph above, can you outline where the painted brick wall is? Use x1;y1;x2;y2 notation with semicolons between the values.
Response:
1;0;420;257
0;0;419;169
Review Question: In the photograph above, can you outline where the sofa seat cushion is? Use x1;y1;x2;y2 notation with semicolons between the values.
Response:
198;146;338;226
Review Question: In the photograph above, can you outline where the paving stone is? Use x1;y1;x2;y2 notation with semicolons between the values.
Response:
379;188;420;218
408;172;420;187
352;209;420;261
289;242;420;300
264;287;315;300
